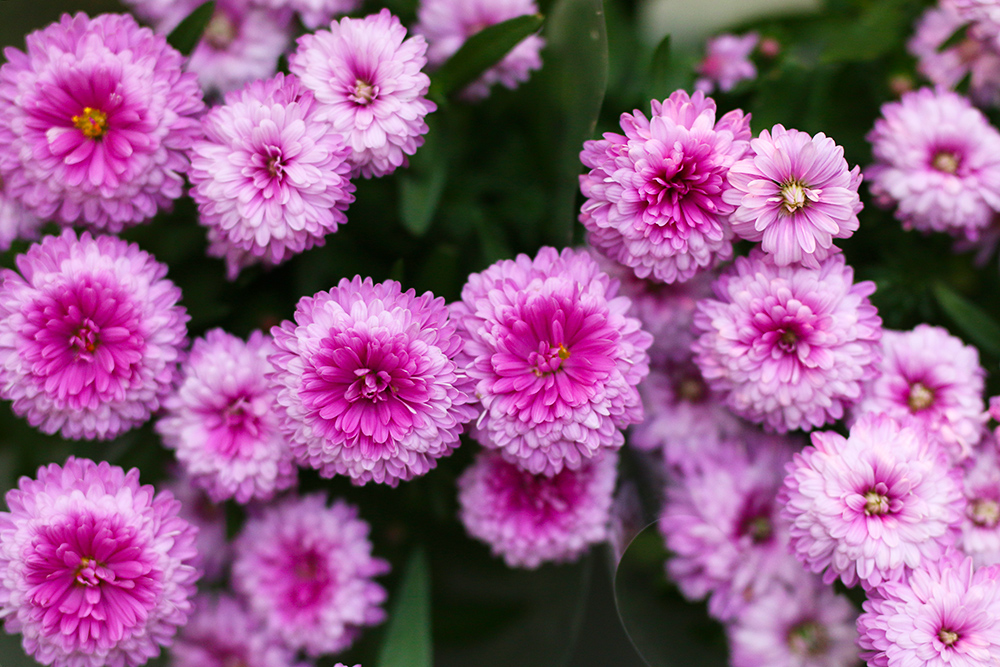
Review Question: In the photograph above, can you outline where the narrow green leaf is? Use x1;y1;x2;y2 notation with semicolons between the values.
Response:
166;1;215;56
431;14;544;99
933;283;1000;357
399;166;447;237
939;22;970;52
646;34;671;94
377;548;432;667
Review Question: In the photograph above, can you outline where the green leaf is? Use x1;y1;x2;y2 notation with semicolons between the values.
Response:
646;34;671;92
166;1;215;56
430;14;545;99
933;283;1000;357
377;548;432;667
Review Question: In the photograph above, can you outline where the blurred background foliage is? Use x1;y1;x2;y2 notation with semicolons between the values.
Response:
2;0;998;664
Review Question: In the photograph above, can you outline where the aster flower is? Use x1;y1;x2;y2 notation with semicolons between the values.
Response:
157;329;297;504
189;74;354;279
231;493;389;657
692;250;882;433
256;0;361;29
160;475;230;582
858;552;1000;667
958;444;1000;567
727;568;859;667
451;246;652;476
289;9;437;178
695;32;759;94
0;457;199;667
579;90;752;284
724;125;862;268
415;0;544;100
853;324;987;463
0;13;204;232
270;276;476;485
780;413;965;589
0;230;188;440
866;87;1000;241
953;0;1000;50
0;177;42;253
171;594;303;667
457;449;618;569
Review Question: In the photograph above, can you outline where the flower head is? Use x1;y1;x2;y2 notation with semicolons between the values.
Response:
231;494;389;657
692;250;881;432
695;32;759;94
257;0;361;30
0;230;188;440
958;444;1000;568
160;475;229;582
579;89;752;283
289;9;436;178
457;449;618;568
0;457;199;667
452;246;652;476
270;276;476;485
189;73;355;279
0;13;204;231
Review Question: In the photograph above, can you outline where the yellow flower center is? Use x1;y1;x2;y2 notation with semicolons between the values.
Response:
204;11;237;50
932;151;960;174
970;498;1000;528
864;490;890;516
780;180;808;214
938;628;959;647
351;79;376;105
908;382;935;412
72;107;108;139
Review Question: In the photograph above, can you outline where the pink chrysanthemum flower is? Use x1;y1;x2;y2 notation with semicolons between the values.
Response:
415;0;544;100
157;329;297;504
866;87;1000;241
958;444;1000;567
457;449;618;568
858;552;1000;667
692;250;881;433
579;90;752;284
724;125;862;267
780;413;966;589
659;432;800;621
953;0;1000;50
270;276;476;485
231;493;389;657
256;0;361;29
695;32;759;94
189;74;354;279
160;475;230;582
289;9;437;178
0;230;188;440
0;13;204;232
727;568;859;667
853;324;987;463
0;458;199;667
0;178;42;253
170;594;303;667
451;246;652;476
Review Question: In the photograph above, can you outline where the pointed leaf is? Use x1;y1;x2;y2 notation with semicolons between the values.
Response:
933;283;1000;357
167;1;215;56
377;548;432;667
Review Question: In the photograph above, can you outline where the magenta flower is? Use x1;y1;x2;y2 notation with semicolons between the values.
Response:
256;0;361;29
289;9;437;178
231;493;389;657
189;74;355;279
457;449;618;568
866;87;1000;241
724;125;862;267
953;0;1000;50
853;324;987;463
0;230;188;440
270;276;476;485
780;413;965;589
958;444;1000;568
0;179;42;253
858;552;1000;667
0;13;204;232
695;32;759;94
0;458;199;667
692;250;882;433
415;0;544;100
157;329;297;504
452;246;652;476
579;90;752;283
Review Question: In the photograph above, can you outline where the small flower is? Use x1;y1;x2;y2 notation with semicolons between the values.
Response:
692;250;882;433
231;493;389;657
289;9;437;178
866;87;1000;241
457;449;618;568
189;73;354;279
780;413;965;589
0;13;204;231
157;329;297;504
695;32;759;94
452;246;652;476
270;277;476;485
579;89;752;283
256;0;361;30
724;125;862;268
958;444;1000;568
415;0;544;100
0;230;188;440
0;457;200;667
